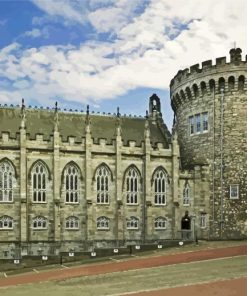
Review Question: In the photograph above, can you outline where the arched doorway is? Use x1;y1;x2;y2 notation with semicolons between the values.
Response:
181;210;191;240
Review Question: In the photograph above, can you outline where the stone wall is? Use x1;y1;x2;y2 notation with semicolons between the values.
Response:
171;48;247;239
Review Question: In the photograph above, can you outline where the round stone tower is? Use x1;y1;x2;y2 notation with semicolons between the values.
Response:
170;48;247;239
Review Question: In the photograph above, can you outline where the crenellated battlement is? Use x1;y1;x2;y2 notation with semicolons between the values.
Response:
170;48;247;112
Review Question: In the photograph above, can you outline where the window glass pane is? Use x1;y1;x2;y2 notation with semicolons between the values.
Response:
202;112;208;131
189;116;194;134
195;114;201;133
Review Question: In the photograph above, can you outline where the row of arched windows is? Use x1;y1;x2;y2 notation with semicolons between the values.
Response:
0;215;168;230
0;160;173;206
172;75;246;107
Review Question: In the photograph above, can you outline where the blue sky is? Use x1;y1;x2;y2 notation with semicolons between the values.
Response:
0;0;247;129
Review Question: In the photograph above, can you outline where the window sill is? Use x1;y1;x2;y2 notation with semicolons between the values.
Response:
154;204;166;206
65;202;80;205
0;201;14;204
97;202;110;205
32;202;47;204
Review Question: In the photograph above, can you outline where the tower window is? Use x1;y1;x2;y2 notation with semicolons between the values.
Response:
230;185;239;199
188;112;208;135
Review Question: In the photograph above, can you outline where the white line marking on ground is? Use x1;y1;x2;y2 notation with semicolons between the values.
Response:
61;265;69;269
33;269;39;273
3;273;7;278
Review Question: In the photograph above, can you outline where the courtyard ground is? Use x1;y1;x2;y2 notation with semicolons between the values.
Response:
0;240;246;296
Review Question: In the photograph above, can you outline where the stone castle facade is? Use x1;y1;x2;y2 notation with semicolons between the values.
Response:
171;48;247;239
0;48;246;258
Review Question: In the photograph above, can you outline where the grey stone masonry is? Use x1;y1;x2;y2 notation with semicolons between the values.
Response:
170;48;247;239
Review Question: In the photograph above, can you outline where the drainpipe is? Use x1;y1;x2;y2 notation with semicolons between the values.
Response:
220;88;224;238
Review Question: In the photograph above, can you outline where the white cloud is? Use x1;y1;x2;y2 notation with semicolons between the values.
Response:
22;28;50;39
1;0;247;109
32;0;88;25
88;0;145;33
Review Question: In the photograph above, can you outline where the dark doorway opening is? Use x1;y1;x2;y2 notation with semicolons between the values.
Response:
181;210;191;240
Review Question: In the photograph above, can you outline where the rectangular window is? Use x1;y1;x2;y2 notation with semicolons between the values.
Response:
195;114;201;133
202;112;208;131
189;116;194;135
189;112;209;136
230;185;239;199
200;213;207;228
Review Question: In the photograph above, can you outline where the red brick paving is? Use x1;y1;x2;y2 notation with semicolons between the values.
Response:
0;245;246;288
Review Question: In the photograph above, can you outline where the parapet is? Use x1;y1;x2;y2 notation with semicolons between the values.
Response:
170;48;246;89
170;48;247;112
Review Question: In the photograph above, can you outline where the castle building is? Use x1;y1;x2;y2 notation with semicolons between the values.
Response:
171;47;247;239
0;48;246;258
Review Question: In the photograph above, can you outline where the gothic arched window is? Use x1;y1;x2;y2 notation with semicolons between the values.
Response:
126;216;139;229
153;169;167;205
32;162;47;203
183;182;191;205
96;165;110;204
97;216;109;230
154;217;167;229
64;164;80;203
0;216;13;229
125;166;139;204
65;216;79;229
0;161;14;202
32;216;47;229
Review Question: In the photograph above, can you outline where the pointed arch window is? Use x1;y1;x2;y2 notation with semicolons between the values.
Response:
154;217;167;229
153;169;167;205
183;182;191;205
126;216;139;229
126;167;139;205
97;216;110;230
96;165;110;204
0;161;14;202
32;162;47;203
0;216;13;229
64;164;80;203
65;216;79;229
32;216;47;229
